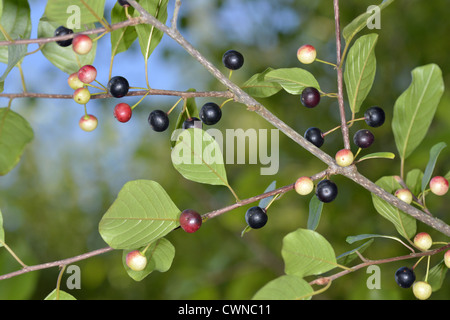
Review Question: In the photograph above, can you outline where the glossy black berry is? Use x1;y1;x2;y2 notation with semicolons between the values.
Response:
304;127;324;148
395;267;416;288
107;76;129;98
148;110;169;132
316;179;338;203
118;0;130;6
353;129;374;148
182;117;202;129
364;106;385;127
245;206;268;229
222;50;244;70
54;26;73;47
301;87;320;108
199;102;222;125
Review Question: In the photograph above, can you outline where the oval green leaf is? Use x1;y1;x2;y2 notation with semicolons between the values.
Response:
357;152;395;162
171;128;228;186
111;2;138;57
264;68;320;95
252;275;313;300
123;238;175;281
99;180;180;250
392;64;444;160
344;33;378;114
242;68;282;98
0;0;31;63
421;142;446;192
133;0;168;61
44;0;106;27
371;176;416;239
307;195;323;231
44;289;77;300
0;108;34;175
282;228;336;278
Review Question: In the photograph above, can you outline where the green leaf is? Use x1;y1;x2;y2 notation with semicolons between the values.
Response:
264;68;320;95
406;168;423;196
252;275;313;300
133;0;168;61
241;68;282;98
38;17;97;74
342;0;394;45
99;180;180;250
0;43;27;93
258;180;276;209
44;289;77;300
123;238;175;281
282;228;337;278
307;195;323;231
421;142;446;192
392;64;444;160
337;239;373;266
110;3;137;57
344;34;378;114
0;0;31;64
346;233;412;250
371;176;416;239
428;260;448;292
171;128;229;186
357;152;395;162
44;0;106;28
0;108;34;175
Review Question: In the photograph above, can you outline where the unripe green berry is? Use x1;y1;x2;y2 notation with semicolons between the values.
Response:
413;232;432;251
294;176;314;195
394;188;413;204
412;281;432;300
335;149;354;167
126;250;147;271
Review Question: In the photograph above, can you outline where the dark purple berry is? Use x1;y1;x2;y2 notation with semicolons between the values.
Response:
353;129;374;148
118;0;130;6
199;102;222;125
54;26;73;47
107;76;129;98
245;206;268;229
222;50;244;70
182;117;202;129
148;110;169;132
395;267;416;288
316;179;338;203
301;87;320;108
304;127;324;148
364;106;385;127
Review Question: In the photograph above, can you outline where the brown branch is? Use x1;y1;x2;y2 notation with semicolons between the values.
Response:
0;18;143;47
0;89;233;101
309;243;450;286
333;0;351;150
0;246;114;281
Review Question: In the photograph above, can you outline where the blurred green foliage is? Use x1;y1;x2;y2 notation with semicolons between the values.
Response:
0;0;449;300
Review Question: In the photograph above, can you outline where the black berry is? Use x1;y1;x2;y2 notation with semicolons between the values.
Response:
182;117;202;129
364;106;385;127
118;0;130;6
304;127;324;148
245;206;268;229
316;179;338;203
148;110;169;132
353;129;374;148
301;87;320;108
222;50;244;70
107;76;129;98
395;267;416;288
199;102;222;125
54;26;73;47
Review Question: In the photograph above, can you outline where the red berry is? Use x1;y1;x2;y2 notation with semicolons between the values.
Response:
179;209;202;233
114;103;132;123
77;65;97;84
